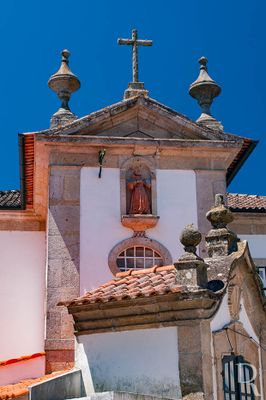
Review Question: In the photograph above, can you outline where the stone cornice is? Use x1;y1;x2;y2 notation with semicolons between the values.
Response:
67;290;222;336
0;210;44;231
36;133;244;148
34;96;250;143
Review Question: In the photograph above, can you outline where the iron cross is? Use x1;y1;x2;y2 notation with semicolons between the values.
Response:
118;29;153;83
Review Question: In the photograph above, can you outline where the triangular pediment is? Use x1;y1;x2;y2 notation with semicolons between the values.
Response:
49;95;243;142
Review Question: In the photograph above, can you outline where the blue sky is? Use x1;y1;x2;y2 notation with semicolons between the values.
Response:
0;0;265;194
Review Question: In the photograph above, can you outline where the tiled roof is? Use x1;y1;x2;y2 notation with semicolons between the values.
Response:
0;190;21;209
228;193;266;211
0;370;70;400
66;265;185;307
23;134;34;208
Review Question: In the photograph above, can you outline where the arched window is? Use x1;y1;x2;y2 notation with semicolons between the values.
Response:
117;246;164;271
108;237;172;275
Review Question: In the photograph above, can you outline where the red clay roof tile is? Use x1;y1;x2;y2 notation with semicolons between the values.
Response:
0;190;21;209
0;370;70;400
227;193;266;211
65;265;187;307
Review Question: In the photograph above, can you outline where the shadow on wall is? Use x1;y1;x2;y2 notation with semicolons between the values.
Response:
29;370;86;400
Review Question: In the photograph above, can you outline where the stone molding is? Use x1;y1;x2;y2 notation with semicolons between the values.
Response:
69;291;221;335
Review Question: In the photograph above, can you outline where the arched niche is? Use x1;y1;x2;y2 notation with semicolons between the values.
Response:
120;156;157;217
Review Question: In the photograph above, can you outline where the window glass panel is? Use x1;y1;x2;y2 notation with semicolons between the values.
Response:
145;258;155;268
224;362;229;392
245;366;251;395
154;251;161;257
136;258;144;269
230;361;235;392
238;363;246;395
117;258;125;269
126;248;134;257
145;248;153;257
136;247;144;257
127;258;134;268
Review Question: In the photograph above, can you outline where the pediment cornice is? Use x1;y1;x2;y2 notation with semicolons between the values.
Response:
38;95;249;143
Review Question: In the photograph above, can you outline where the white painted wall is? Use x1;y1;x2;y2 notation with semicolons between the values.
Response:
78;327;181;399
0;231;46;361
239;297;259;342
80;168;128;293
0;356;45;385
80;167;197;293
151;169;197;259
239;235;266;259
210;293;231;332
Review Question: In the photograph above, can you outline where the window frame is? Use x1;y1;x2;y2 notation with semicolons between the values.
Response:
117;245;164;271
222;355;255;400
108;237;172;275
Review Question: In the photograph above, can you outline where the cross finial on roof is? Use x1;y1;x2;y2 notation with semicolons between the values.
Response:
118;29;153;99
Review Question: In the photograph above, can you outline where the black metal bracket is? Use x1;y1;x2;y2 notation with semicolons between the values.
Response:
98;149;106;178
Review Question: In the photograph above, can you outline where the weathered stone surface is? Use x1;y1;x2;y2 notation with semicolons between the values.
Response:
63;175;80;201
45;166;81;373
49;175;64;201
205;194;237;257
48;49;80;129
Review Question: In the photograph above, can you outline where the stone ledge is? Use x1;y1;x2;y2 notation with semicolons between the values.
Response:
121;215;159;231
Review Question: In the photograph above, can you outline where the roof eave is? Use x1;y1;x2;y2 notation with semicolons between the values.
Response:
226;139;258;185
67;290;222;336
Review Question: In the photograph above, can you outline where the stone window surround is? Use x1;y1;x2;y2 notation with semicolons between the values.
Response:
120;156;157;217
108;236;172;275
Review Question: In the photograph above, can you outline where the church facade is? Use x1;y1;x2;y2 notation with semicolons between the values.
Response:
1;31;266;400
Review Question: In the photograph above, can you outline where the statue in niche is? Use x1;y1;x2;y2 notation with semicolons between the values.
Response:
127;170;151;214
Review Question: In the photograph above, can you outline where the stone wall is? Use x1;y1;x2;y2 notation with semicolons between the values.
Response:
45;166;81;372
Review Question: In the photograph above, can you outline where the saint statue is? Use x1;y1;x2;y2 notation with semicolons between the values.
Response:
127;171;151;214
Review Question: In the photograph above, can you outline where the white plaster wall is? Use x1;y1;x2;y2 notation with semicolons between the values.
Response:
0;356;45;385
151;170;198;260
80;168;129;293
239;297;259;342
78;327;181;399
210;292;231;332
0;231;46;360
80;168;197;293
239;235;266;259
